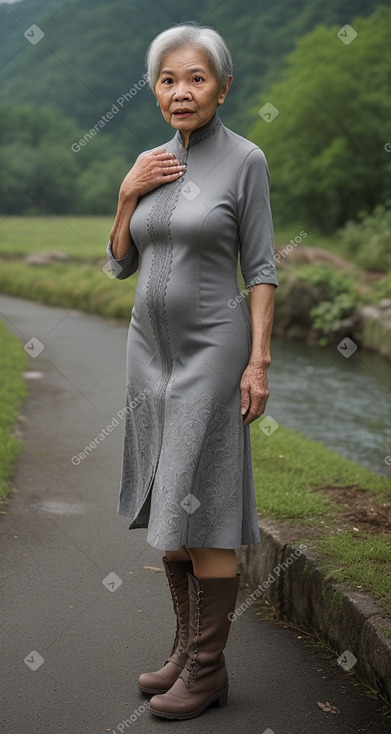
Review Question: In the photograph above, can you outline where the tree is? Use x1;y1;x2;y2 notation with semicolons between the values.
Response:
249;6;391;231
75;157;129;214
0;105;128;214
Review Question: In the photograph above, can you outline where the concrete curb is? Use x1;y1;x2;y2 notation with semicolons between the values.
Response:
237;518;391;704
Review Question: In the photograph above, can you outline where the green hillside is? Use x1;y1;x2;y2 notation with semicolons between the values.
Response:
0;0;385;139
0;0;390;218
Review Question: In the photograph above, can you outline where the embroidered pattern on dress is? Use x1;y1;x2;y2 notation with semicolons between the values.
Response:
146;394;241;549
145;176;184;452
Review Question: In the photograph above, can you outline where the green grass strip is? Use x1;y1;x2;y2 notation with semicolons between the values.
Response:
318;531;391;613
0;216;113;261
0;321;28;500
0;261;136;319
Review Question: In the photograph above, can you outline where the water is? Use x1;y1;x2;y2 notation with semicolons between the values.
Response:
267;338;391;477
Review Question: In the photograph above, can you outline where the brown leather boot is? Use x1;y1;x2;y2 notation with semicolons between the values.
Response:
149;571;240;719
137;556;193;694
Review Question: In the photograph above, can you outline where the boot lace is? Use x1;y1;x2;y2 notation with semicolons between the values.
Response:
185;589;203;685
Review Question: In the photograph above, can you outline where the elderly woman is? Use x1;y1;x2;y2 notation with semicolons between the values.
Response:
107;22;278;720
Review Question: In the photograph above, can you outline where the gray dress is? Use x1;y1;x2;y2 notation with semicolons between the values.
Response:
107;112;278;551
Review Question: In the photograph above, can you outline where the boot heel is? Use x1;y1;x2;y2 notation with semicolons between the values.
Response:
213;687;228;708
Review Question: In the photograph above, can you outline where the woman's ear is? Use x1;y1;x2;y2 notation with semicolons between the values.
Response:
217;75;233;105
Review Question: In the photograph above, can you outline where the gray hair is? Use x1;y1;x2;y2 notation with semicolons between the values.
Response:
146;22;233;92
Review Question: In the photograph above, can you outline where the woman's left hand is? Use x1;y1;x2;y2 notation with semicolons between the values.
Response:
240;361;271;426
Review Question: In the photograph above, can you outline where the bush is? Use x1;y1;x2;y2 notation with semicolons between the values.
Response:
294;264;359;342
310;293;357;336
338;204;391;273
294;264;358;300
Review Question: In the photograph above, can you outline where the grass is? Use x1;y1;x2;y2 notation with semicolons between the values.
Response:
251;422;389;519
0;215;112;261
318;531;391;612
0;215;339;260
251;421;391;613
0;216;138;318
0;321;28;501
0;261;137;319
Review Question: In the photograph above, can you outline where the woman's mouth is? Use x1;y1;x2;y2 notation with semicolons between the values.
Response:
173;110;194;119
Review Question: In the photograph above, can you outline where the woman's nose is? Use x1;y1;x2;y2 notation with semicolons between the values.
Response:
173;85;191;100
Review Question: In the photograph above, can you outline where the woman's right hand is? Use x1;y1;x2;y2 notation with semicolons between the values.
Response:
119;148;185;201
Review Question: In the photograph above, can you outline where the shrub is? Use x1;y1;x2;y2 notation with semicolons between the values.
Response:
338;204;391;273
294;264;359;342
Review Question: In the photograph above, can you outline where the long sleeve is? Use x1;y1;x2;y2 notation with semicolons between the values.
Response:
106;240;139;279
236;147;278;290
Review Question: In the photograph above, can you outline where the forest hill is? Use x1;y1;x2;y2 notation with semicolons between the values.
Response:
71;72;148;153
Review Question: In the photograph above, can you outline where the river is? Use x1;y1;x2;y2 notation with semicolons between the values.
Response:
267;337;391;477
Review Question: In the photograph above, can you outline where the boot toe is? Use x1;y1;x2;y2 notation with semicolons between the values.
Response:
138;661;182;694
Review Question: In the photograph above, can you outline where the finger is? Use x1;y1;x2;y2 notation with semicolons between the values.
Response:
243;413;253;427
242;390;265;426
162;158;183;168
148;162;183;179
242;392;256;425
165;154;183;166
247;392;270;425
240;383;250;417
243;403;259;426
162;163;186;175
160;168;186;182
154;149;176;160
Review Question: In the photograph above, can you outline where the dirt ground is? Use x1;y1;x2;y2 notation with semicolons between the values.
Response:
259;484;391;545
315;485;391;535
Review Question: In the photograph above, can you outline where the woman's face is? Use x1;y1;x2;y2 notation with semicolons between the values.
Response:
155;45;232;146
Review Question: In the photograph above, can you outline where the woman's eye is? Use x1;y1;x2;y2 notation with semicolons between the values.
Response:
193;76;204;83
162;78;173;84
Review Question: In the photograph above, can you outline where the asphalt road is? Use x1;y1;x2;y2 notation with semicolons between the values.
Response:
0;294;390;734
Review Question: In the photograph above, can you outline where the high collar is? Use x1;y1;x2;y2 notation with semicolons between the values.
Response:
175;111;221;150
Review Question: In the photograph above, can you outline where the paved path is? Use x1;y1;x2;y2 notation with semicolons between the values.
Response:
0;294;389;734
